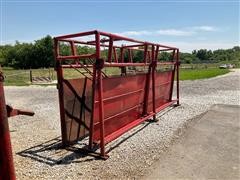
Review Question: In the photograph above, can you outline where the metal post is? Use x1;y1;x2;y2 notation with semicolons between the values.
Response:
128;49;132;63
97;65;106;158
169;50;176;102
107;37;113;63
151;45;156;121
143;44;148;63
0;70;16;180
120;47;126;75
54;38;67;146
113;47;118;63
176;49;180;105
95;32;107;158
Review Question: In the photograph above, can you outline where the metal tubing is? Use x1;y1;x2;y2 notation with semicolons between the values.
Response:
143;44;148;63
98;31;177;49
107;37;113;62
0;72;16;180
70;41;77;56
155;46;159;60
61;62;175;69
59;39;121;49
54;39;68;146
55;30;96;40
176;49;180;105
151;45;156;121
128;49;133;63
113;47;118;63
169;50;176;101
57;54;96;60
97;68;106;157
95;32;106;157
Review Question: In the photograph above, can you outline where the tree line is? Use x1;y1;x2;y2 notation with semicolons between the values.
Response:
0;35;239;69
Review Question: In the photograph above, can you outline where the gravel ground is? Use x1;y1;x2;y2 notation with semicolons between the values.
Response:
5;69;240;179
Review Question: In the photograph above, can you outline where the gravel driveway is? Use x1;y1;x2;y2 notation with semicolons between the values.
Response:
5;69;240;179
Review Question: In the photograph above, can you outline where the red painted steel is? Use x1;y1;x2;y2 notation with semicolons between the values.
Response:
0;70;34;180
0;72;15;180
54;30;180;158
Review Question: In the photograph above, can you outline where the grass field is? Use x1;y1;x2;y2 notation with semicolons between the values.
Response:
1;67;230;86
179;68;230;80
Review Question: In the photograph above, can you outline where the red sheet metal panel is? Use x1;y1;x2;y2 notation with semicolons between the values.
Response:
62;77;92;144
93;74;146;142
146;70;173;113
154;70;173;110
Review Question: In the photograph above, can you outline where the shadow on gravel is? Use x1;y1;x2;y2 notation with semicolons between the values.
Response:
17;137;100;166
17;106;177;166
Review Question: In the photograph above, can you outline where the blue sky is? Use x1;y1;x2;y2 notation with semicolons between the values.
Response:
1;0;239;52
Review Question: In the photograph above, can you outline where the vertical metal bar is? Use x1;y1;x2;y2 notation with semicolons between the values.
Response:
169;50;176;102
97;66;106;157
70;41;77;56
113;47;118;63
0;71;16;180
54;38;67;146
176;49;180;105
120;47;126;75
89;32;99;149
95;32;106;157
107;37;113;63
143;44;148;63
128;49;133;63
155;46;159;61
151;45;156;121
120;47;124;63
151;45;155;63
147;51;151;63
152;62;157;120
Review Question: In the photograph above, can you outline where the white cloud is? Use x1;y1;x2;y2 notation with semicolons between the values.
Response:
192;26;218;32
156;29;195;36
117;25;219;37
118;30;152;36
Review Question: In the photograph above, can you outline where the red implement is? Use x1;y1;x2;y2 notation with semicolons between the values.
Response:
54;30;180;158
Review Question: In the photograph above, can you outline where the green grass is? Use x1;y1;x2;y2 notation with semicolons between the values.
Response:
179;68;230;80
1;66;231;86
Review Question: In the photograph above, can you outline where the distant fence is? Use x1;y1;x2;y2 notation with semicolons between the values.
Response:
30;68;54;83
3;68;55;85
180;63;220;69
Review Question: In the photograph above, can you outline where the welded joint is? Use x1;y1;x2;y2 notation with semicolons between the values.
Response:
95;59;104;70
151;60;157;68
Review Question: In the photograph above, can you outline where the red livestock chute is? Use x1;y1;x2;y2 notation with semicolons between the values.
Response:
54;30;180;158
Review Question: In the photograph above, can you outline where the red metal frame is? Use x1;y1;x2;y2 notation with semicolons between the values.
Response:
54;30;180;158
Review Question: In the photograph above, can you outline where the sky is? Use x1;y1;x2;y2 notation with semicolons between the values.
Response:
0;0;239;52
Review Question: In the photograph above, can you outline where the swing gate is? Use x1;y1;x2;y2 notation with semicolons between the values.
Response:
54;30;180;158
